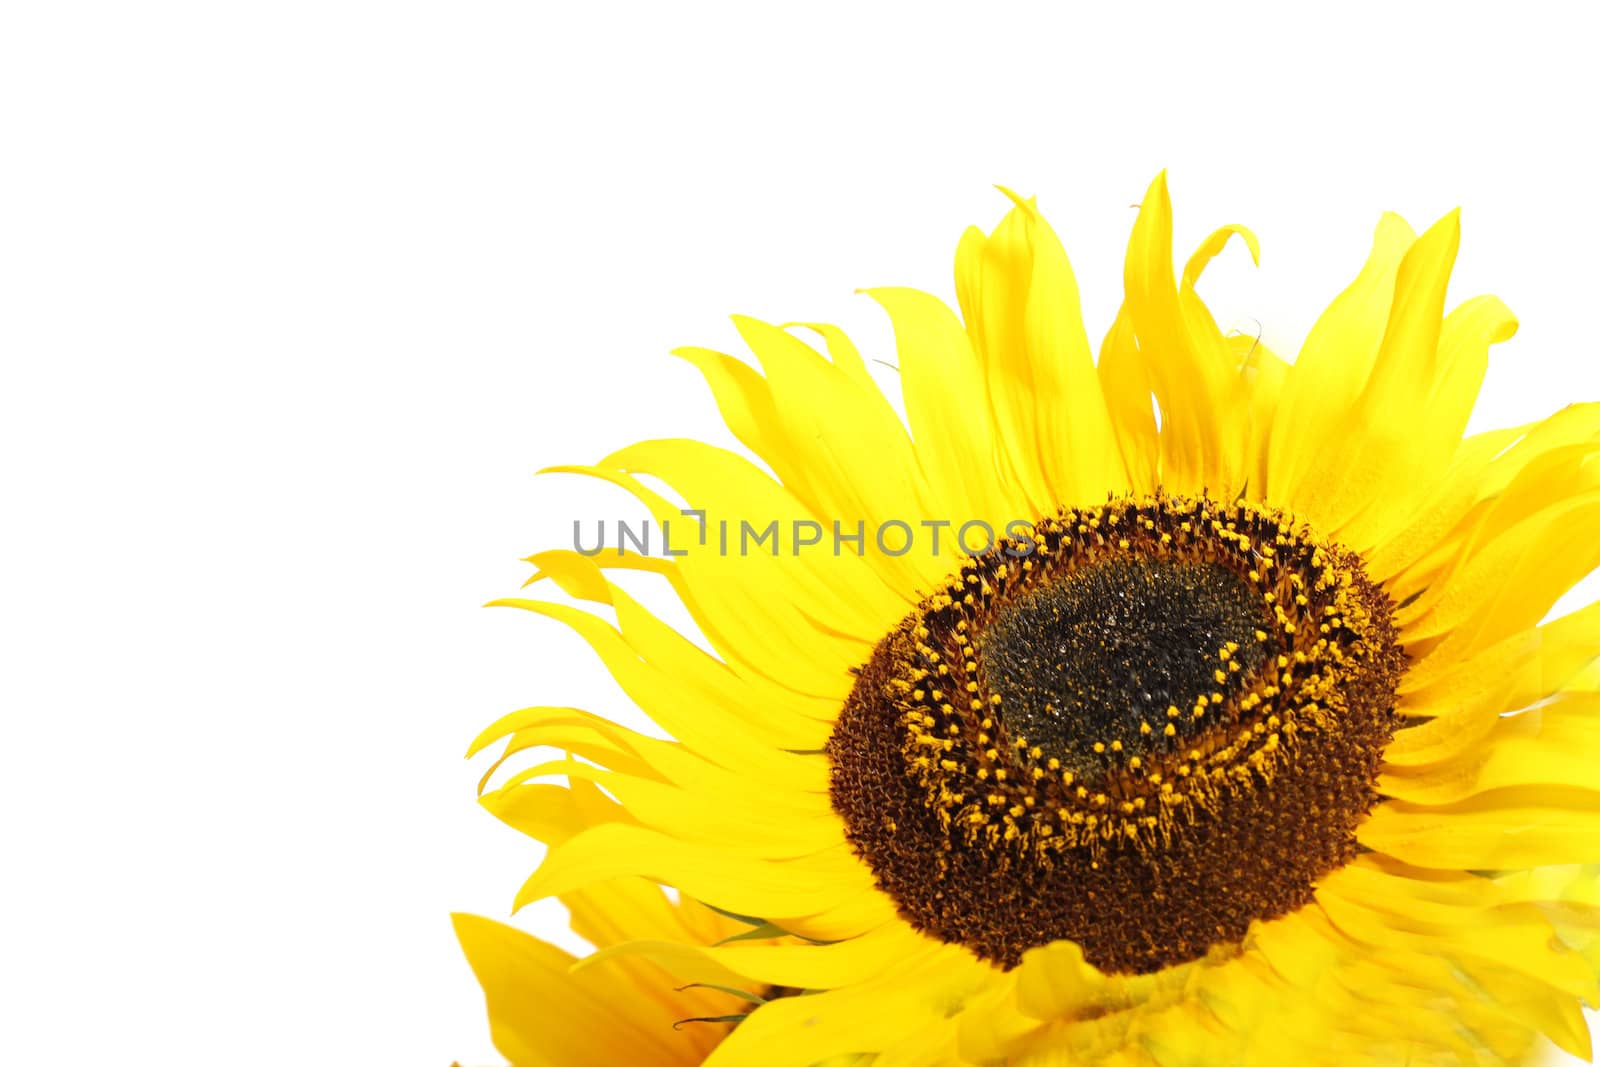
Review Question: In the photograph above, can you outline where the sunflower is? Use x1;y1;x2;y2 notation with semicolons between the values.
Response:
456;173;1600;1066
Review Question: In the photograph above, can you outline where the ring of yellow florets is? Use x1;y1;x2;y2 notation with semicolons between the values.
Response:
827;495;1403;974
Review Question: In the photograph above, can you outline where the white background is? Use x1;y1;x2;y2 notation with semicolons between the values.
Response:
3;3;1598;1065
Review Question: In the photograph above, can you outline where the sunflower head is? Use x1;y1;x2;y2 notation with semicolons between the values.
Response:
829;494;1406;974
458;174;1600;1067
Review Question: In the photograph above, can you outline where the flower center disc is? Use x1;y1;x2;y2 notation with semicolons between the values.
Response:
826;496;1404;974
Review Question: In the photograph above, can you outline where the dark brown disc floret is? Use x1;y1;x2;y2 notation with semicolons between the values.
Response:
826;495;1404;974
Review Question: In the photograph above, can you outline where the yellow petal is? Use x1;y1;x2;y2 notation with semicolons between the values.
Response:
473;702;828;820
1012;939;1110;1020
727;317;950;595
452;913;710;1066
1361;423;1525;585
1381;425;1600;666
538;462;853;695
1360;786;1600;868
1396;589;1600;707
1389;597;1600;751
1318;858;1600;1003
603;437;905;641
1282;211;1462;546
704;943;994;1067
1233;333;1289;502
480;778;626;846
863;285;1025;528
516;822;892;940
575;937;765;997
1267;212;1416;508
1339;288;1512;551
672;343;809;496
953;207;1053;515
1096;303;1158;492
1401;490;1600;661
490;597;826;784
470;704;672;793
525;547;841;726
1383;698;1600;805
561;876;712;948
1395;436;1600;635
1122;172;1248;496
1389;405;1600;605
955;192;1129;508
506;756;838;859
561;880;772;1028
585;917;940;991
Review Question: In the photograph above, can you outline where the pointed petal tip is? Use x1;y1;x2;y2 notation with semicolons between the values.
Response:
1375;211;1419;243
451;911;510;944
511;877;547;914
992;184;1036;214
1137;171;1173;217
1403;209;1463;273
1426;207;1463;238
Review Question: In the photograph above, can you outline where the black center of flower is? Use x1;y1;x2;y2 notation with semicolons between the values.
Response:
977;558;1274;778
826;495;1404;975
